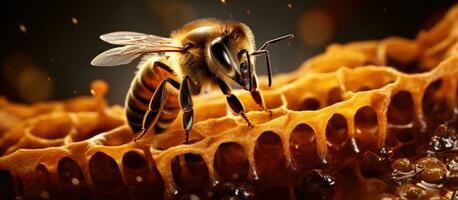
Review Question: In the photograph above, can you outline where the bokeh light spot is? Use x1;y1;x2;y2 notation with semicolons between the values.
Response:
19;24;27;33
298;10;334;47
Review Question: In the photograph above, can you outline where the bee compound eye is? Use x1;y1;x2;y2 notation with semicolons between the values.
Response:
211;40;232;70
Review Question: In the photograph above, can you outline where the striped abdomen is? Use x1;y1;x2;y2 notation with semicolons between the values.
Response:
125;58;180;133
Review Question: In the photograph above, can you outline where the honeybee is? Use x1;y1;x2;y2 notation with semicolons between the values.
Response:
91;19;293;143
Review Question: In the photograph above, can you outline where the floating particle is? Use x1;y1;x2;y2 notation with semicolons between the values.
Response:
19;24;27;33
47;77;51;81
73;90;78;95
229;14;233;18
220;0;226;4
135;176;143;182
71;17;78;25
288;3;293;10
246;10;251;15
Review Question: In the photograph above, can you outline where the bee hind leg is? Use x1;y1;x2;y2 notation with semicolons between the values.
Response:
216;78;254;128
135;78;180;141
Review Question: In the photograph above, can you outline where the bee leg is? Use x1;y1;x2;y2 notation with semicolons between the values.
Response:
250;89;272;116
135;78;180;141
216;78;254;127
180;76;194;144
249;75;272;116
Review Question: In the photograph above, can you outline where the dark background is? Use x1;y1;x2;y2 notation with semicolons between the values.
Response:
1;0;455;104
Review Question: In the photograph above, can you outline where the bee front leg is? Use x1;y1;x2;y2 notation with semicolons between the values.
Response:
249;75;272;115
136;78;180;141
180;76;194;144
216;78;254;127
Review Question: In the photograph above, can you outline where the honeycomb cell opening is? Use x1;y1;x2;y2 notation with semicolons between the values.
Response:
387;91;414;125
121;150;165;200
343;69;397;93
290;124;320;170
422;79;454;124
171;153;210;194
0;169;15;200
57;157;90;198
264;93;284;110
289;97;321;111
354;106;379;152
254;131;288;184
35;164;56;199
122;150;147;170
214;142;249;181
326;113;348;146
30;114;72;139
327;87;344;106
88;152;130;198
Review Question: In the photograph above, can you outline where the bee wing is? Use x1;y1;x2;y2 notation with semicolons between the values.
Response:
91;31;183;67
100;31;179;46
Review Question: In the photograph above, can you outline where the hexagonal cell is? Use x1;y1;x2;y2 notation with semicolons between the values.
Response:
289;98;321;111
325;114;357;165
255;131;288;183
88;152;130;199
388;91;414;125
30;114;72;139
422;79;453;124
326;114;348;146
57;157;90;199
327;87;343;106
122;150;164;199
0;169;15;200
290;124;320;170
342;69;397;93
354;106;379;152
264;93;284;110
35;164;56;199
214;142;249;181
171;153;210;195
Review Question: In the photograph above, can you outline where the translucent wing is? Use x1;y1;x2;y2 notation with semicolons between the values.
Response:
91;31;182;67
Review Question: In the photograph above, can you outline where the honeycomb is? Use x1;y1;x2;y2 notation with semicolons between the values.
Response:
1;5;458;200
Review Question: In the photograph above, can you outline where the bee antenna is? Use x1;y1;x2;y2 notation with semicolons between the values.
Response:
251;34;294;87
257;34;294;51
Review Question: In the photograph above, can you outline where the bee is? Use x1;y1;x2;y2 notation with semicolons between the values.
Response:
91;19;293;143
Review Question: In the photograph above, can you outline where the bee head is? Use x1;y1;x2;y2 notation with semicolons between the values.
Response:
210;35;255;91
